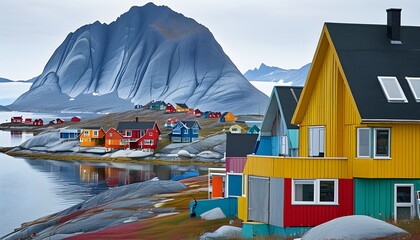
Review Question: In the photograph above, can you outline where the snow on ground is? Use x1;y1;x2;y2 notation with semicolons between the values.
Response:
301;215;408;240
200;207;226;220
199;225;242;240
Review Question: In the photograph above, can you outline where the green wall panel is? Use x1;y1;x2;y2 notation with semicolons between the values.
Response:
354;178;420;220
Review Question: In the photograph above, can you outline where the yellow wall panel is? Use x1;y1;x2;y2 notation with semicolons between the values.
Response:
353;123;420;178
237;196;247;221
244;155;350;179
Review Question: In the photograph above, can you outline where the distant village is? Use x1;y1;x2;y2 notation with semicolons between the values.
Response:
7;101;261;154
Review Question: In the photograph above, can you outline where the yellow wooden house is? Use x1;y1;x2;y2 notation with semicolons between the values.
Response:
175;103;189;112
238;9;420;238
80;127;106;147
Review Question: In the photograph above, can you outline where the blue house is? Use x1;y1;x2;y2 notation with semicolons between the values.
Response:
256;86;302;157
169;121;201;143
59;128;82;140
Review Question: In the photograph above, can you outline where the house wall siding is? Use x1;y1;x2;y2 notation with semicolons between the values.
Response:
283;178;354;227
354;123;420;178
354;178;420;220
244;155;350;179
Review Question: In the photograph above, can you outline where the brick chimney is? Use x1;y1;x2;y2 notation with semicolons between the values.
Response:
387;8;402;44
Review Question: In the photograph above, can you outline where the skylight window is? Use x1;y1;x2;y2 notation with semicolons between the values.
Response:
377;76;408;103
405;77;420;102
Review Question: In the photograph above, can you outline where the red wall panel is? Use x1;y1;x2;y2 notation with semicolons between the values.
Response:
283;178;354;227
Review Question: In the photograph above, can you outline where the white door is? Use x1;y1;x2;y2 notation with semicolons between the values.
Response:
394;184;414;221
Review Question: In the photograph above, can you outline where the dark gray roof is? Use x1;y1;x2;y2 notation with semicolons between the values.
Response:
326;22;420;121
181;121;201;129
226;133;258;157
82;126;102;130
116;121;156;131
176;103;189;108
276;86;302;129
150;101;166;106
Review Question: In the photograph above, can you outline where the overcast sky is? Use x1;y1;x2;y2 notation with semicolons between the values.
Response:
1;0;420;80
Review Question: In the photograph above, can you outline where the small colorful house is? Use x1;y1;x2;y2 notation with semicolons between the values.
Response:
164;117;179;128
246;125;260;134
11;116;23;123
71;116;81;122
220;112;235;122
60;128;81;140
80;127;105;147
190;133;258;218
115;121;161;151
24;118;32;124
104;128;126;150
149;101;166;110
238;9;420;238
165;103;176;113
255;86;302;157
194;109;203;117
229;124;243;134
56;118;65;124
33;119;43;126
169;121;201;143
175;103;189;112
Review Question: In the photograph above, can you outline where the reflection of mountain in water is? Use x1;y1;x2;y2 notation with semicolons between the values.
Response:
24;159;207;197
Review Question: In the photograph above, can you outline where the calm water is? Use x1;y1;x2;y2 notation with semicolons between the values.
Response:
0;153;205;236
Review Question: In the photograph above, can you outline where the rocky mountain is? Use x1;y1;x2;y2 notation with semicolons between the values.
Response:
0;78;12;83
244;63;310;86
9;3;268;114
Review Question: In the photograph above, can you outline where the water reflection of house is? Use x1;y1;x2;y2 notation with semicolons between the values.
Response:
79;165;106;184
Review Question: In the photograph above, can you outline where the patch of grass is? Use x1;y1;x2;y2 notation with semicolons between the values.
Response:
393;219;420;235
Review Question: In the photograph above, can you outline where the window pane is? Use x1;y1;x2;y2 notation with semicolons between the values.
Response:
406;77;420;102
378;76;407;102
319;181;335;202
375;129;389;156
396;186;412;203
357;128;370;157
295;182;314;202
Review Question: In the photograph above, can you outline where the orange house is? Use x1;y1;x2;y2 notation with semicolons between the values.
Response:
80;127;105;147
105;128;126;150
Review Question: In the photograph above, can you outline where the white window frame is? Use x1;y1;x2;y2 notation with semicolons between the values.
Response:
126;131;132;137
93;130;98;137
308;126;325;157
292;179;338;205
394;184;414;222
377;76;408;103
184;129;189;134
374;128;391;158
84;131;89;136
356;127;391;159
405;77;420;102
357;128;371;158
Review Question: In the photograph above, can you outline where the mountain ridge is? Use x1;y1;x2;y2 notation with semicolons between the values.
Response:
10;3;268;114
244;63;310;86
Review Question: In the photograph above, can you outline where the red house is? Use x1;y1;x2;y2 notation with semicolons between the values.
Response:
33;119;43;126
71;116;81;122
165;103;176;114
116;120;161;151
187;108;195;115
56;118;65;124
105;128;126;150
24;118;32;124
194;109;203;117
11;116;23;123
164;117;179;128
